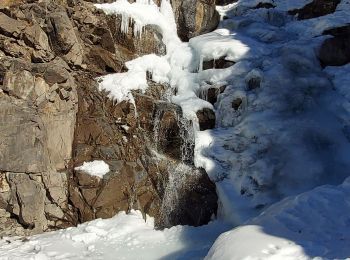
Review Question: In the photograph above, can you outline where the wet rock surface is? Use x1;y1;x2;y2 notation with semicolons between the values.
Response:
197;108;216;130
0;0;218;236
202;57;235;70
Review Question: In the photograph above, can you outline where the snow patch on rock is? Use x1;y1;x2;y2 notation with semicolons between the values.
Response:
75;160;110;178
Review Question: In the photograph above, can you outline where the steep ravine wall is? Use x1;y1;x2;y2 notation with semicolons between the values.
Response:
0;0;219;236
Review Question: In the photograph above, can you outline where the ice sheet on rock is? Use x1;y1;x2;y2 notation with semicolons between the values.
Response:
95;0;178;44
74;160;110;178
189;29;268;70
206;177;350;260
0;211;230;260
97;54;170;103
95;0;271;123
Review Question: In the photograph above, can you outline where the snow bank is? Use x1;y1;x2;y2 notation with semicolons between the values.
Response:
0;211;229;260
206;177;350;260
75;160;110;178
97;54;170;103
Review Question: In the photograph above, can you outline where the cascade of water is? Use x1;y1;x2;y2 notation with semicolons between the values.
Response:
153;109;162;146
178;117;195;164
152;102;195;164
159;163;193;227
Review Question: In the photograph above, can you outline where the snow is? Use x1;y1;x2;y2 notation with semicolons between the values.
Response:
89;0;350;258
193;0;350;228
74;160;110;178
97;54;170;103
0;211;229;260
95;0;178;44
206;177;350;260
190;31;251;67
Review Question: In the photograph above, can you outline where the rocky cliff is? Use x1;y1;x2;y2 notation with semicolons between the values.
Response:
0;0;219;236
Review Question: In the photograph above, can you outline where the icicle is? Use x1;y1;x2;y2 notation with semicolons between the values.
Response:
121;13;130;34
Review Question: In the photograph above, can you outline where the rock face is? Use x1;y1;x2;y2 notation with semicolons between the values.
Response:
0;55;77;234
289;0;340;19
0;0;218;235
171;0;220;41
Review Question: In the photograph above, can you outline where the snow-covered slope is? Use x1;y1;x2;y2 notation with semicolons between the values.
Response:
0;211;229;260
206;177;350;260
196;0;350;225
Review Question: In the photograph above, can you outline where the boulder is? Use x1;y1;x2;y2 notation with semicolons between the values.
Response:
196;108;216;130
154;102;184;160
319;25;350;67
202;57;235;70
172;0;220;41
289;0;340;20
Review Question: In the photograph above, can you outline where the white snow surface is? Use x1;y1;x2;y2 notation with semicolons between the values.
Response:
206;177;350;260
0;211;229;260
74;160;110;178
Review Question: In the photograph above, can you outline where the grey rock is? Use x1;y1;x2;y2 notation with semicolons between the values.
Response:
7;173;47;230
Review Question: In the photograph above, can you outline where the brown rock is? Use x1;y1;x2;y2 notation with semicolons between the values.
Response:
196;108;216;130
202;56;235;70
171;0;220;41
289;0;340;20
154;102;183;160
7;173;47;230
232;97;243;110
206;85;226;105
49;11;84;66
0;13;26;37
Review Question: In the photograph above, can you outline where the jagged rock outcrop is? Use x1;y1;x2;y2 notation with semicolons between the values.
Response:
0;55;77;234
0;0;218;236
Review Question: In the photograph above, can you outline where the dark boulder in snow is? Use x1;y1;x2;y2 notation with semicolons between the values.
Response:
288;0;340;20
202;57;235;70
197;108;216;130
319;25;350;67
